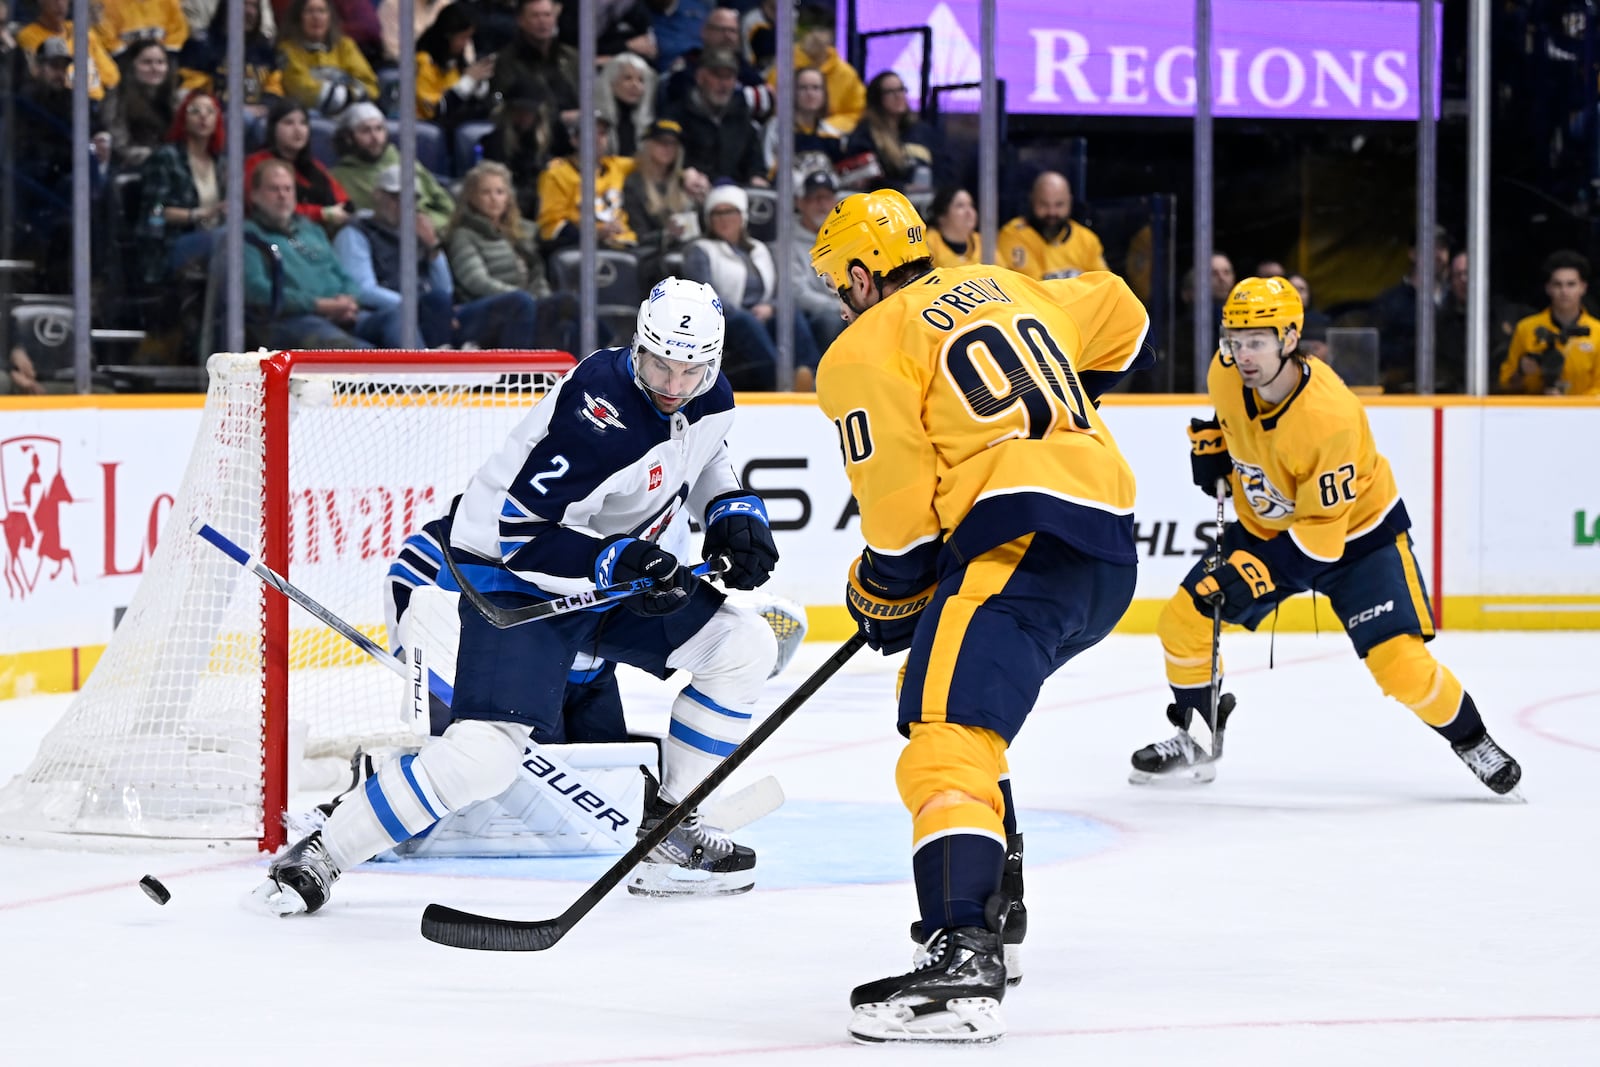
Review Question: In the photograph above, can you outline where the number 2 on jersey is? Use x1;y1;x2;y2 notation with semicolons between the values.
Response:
943;316;1091;443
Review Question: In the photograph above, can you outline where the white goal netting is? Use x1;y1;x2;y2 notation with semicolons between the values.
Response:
0;350;573;849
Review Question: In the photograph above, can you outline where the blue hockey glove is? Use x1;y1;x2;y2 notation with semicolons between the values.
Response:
593;536;694;617
703;491;778;590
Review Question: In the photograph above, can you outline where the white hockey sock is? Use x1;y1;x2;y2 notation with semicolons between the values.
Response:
662;686;753;801
319;719;527;871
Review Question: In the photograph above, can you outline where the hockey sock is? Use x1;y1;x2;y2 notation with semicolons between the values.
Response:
998;773;1017;838
662;685;754;801
1158;590;1226;701
1365;634;1476;741
912;831;1005;935
898;722;1008;935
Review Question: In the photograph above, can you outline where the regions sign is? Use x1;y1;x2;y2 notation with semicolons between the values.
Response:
846;0;1441;120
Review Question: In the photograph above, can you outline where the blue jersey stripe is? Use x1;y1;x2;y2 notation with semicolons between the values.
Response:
399;754;441;821
683;685;752;720
669;719;738;757
363;773;410;844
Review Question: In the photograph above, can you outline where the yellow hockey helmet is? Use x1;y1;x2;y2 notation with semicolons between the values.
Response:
1220;276;1304;342
809;189;930;294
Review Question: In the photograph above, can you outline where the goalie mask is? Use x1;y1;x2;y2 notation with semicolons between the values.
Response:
632;277;726;404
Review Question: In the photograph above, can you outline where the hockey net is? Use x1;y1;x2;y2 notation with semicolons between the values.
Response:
0;350;576;851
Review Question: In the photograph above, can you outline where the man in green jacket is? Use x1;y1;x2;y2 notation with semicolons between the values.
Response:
330;102;456;232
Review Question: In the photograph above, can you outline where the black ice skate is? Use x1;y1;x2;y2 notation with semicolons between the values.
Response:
626;770;756;898
850;925;1008;1044
251;831;341;916
1128;694;1237;785
1452;730;1524;798
910;834;1027;986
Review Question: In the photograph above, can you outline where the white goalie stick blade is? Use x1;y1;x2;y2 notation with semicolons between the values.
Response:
699;775;784;833
848;997;1006;1045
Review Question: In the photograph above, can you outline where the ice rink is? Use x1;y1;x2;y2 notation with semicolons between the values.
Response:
1;630;1597;1066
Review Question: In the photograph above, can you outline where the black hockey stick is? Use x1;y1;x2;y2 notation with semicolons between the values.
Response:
1205;478;1228;760
440;535;727;629
420;631;868;951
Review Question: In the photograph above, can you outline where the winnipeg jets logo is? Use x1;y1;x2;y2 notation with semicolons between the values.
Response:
1234;459;1296;521
579;392;626;432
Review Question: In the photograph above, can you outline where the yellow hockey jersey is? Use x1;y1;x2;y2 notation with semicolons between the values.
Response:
926;229;982;269
1210;352;1409;584
817;266;1152;588
995;217;1108;281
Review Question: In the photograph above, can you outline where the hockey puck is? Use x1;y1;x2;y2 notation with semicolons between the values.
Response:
138;875;171;906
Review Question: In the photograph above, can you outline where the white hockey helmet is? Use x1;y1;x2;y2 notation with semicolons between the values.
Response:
631;277;726;402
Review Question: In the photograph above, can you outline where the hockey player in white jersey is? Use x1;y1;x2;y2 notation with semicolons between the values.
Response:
257;278;781;914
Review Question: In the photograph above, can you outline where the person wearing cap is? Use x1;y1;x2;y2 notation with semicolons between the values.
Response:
331;100;456;230
660;5;766;108
535;111;637;250
658;45;766;187
489;0;579;123
784;169;846;357
684;183;822;391
19;0;120;101
623;117;709;281
334;161;540;349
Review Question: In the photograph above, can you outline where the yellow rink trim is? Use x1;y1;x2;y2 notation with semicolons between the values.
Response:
7;598;1598;699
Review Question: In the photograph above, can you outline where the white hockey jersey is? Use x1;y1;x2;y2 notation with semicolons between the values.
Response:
451;348;742;597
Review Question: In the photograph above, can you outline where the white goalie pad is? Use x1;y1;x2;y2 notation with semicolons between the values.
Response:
394;585;463;734
391;741;659;859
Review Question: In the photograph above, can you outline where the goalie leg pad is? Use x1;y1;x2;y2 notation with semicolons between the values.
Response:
395;585;464;735
319;719;527;871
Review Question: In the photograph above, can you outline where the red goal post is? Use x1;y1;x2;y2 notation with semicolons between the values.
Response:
0;349;577;852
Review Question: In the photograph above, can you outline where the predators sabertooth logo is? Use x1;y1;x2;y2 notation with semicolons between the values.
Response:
1234;459;1295;521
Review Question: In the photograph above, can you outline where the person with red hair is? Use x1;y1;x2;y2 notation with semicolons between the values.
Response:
136;87;228;285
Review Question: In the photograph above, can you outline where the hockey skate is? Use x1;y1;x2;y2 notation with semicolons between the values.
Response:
850;925;1008;1044
1128;694;1237;785
1452;730;1524;798
250;831;341;916
625;771;756;898
910;834;1026;986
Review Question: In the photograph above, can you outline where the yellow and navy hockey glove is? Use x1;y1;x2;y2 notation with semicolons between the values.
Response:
845;556;936;655
1187;549;1276;615
1188;416;1233;497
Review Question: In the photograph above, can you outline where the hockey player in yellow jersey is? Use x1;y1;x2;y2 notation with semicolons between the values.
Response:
1130;276;1523;799
811;189;1152;1043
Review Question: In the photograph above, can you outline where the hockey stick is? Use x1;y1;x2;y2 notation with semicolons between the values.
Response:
439;534;727;629
192;519;644;848
1205;478;1228;760
420;631;868;951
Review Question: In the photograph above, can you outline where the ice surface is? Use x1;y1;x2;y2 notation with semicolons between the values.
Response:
2;631;1597;1065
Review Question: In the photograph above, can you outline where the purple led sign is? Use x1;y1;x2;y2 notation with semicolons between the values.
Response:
843;0;1442;120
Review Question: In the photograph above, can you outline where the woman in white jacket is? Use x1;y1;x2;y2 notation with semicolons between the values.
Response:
682;183;820;391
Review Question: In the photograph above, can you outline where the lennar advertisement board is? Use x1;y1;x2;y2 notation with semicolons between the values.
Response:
0;395;1596;696
846;0;1442;120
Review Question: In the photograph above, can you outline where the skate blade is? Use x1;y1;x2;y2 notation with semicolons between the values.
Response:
244;878;310;917
1128;761;1217;786
848;997;1005;1044
625;865;756;899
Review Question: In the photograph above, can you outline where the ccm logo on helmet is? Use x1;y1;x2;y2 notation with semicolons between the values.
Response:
1347;600;1394;627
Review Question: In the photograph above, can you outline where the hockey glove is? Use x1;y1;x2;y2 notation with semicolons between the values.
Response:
1188;416;1233;497
845;556;936;655
1187;549;1276;615
593;536;695;617
702;491;779;590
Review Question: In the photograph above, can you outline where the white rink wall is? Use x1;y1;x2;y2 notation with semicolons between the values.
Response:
1;394;1597;696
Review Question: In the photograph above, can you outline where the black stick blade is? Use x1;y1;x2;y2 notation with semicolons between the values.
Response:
420;904;566;951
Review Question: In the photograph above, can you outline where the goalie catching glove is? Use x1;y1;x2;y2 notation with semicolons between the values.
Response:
702;491;779;590
1188;416;1233;497
593;536;695;617
846;555;936;654
1187;548;1276;615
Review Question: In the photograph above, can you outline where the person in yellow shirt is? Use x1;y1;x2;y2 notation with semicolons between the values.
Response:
1131;276;1522;800
812;189;1152;1044
1499;250;1600;395
278;0;379;115
766;2;864;134
94;0;188;57
996;171;1108;281
536;113;636;249
924;186;981;268
19;0;121;100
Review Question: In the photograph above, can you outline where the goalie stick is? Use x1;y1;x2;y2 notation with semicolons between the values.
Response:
192;520;672;848
420;632;868;952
